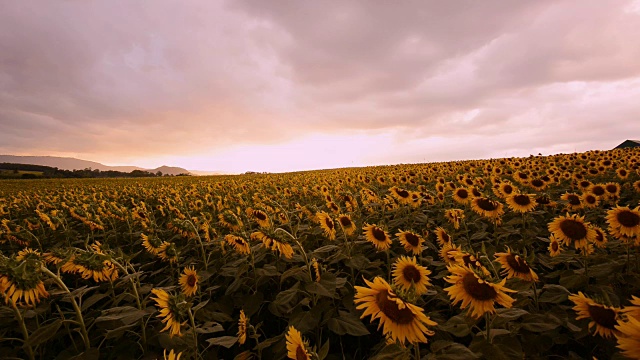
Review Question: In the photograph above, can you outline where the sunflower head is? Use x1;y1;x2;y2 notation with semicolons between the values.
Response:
179;266;199;297
0;257;49;306
362;224;393;252
569;292;620;338
151;288;189;337
606;206;640;240
494;247;538;282
285;326;311;360
396;230;424;255
392;256;432;296
548;213;596;249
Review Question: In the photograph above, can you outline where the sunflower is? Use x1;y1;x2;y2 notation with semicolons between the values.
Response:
569;292;620;338
0;261;49;306
389;186;413;205
164;349;182;360
505;193;537;213
439;242;461;264
444;265;515;319
606;206;640;240
548;234;563;257
250;209;271;228
337;214;356;236
285;326;310;360
238;310;248;345
454;252;491;276
589;184;606;198
354;277;437;344
633;180;640;194
225;234;251;255
591;226;608;248
494;248;538;282
396;230;424;255
250;231;294;259
561;192;583;211
548;213;596;249
392;256;431;295
311;258;321;282
616;316;640;360
141;233;164;255
151;288;188;337
452;188;472;205
604;182;621;200
61;252;119;282
179;266;198;297
622;295;640;320
435;227;452;246
581;192;599;209
157;242;180;264
315;211;336;240
498;182;517;198
16;248;41;262
444;209;465;230
362;224;392;251
470;197;504;222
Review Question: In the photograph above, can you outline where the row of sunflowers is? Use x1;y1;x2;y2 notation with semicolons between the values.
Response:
1;147;640;359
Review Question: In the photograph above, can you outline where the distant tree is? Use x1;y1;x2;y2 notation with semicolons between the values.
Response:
156;171;163;177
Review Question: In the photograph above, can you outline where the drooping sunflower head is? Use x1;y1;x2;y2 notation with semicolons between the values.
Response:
494;247;538;282
225;234;251;255
315;211;336;240
439;241;461;264
0;258;49;306
569;292;620;338
285;326;311;360
615;315;640;359
435;227;452;247
444;209;465;229
179;266;198;297
606;206;640;240
238;310;249;345
250;209;271;228
396;230;424;255
354;277;437;345
151;288;189;337
362;224;393;252
392;256;431;296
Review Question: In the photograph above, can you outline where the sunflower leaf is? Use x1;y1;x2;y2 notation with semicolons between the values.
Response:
207;336;238;348
327;311;369;336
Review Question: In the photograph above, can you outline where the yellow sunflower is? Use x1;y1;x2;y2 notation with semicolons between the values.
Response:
604;182;621;200
569;292;620;338
250;209;271;228
435;227;452;246
606;206;640;240
362;224;392;251
179;266;198;297
389;186;413;205
225;234;251;255
164;349;182;360
315;211;336;240
151;288;188;337
238;310;248;345
337;214;356;236
470;197;504;222
548;234;563;257
452;188;472;205
444;209;465;230
591;226;608;248
494;248;538;282
250;231;294;259
622;295;640;321
396;230;424;255
439;241;461;264
0;264;49;307
548;213;596;249
354;277;437;344
561;192;583;211
444;264;515;319
505;193;537;213
615;315;640;360
285;326;310;360
141;233;164;255
392;256;431;295
454;252;490;276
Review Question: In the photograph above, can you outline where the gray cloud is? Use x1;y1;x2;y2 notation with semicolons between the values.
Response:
1;0;639;169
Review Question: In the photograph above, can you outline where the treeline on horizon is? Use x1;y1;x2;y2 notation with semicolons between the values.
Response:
0;163;191;179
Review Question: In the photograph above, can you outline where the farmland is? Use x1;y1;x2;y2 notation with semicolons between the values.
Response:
1;148;640;360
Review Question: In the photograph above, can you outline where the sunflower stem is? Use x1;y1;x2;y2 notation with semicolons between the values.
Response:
188;308;199;359
186;220;208;271
41;266;91;351
111;259;147;350
484;312;491;343
414;342;421;359
10;299;35;360
532;281;539;311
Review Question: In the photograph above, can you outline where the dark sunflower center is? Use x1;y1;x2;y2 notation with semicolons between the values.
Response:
513;195;531;206
462;272;497;301
505;254;530;274
375;290;416;325
235;238;245;245
585;195;596;204
591;186;605;196
551;242;559;251
396;189;410;198
372;227;387;241
476;198;498;211
587;305;617;329
537;196;550;205
296;345;307;360
617;210;640;228
567;195;581;206
402;265;422;283
456;189;469;198
339;217;352;227
187;274;197;287
440;231;450;243
531;179;544;187
559;219;587;240
594;230;604;243
404;233;420;247
255;211;267;220
325;218;334;230
472;188;481;197
606;185;618;193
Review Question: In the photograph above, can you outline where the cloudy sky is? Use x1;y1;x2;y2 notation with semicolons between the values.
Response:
2;1;640;173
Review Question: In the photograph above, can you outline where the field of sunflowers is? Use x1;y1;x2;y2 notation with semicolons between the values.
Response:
2;148;640;360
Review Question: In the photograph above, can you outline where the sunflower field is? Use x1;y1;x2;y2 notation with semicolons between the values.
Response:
2;148;640;360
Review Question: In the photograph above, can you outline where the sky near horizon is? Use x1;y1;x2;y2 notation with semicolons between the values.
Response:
2;1;640;173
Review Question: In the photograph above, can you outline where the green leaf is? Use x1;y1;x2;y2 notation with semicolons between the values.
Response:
95;306;146;328
559;274;588;290
438;314;472;337
429;340;479;360
538;284;570;303
318;339;330;360
495;308;529;320
520;313;562;332
207;336;238;348
305;282;333;297
327;311;370;336
24;319;62;348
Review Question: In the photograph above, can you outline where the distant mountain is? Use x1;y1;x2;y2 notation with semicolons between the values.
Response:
0;155;192;176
